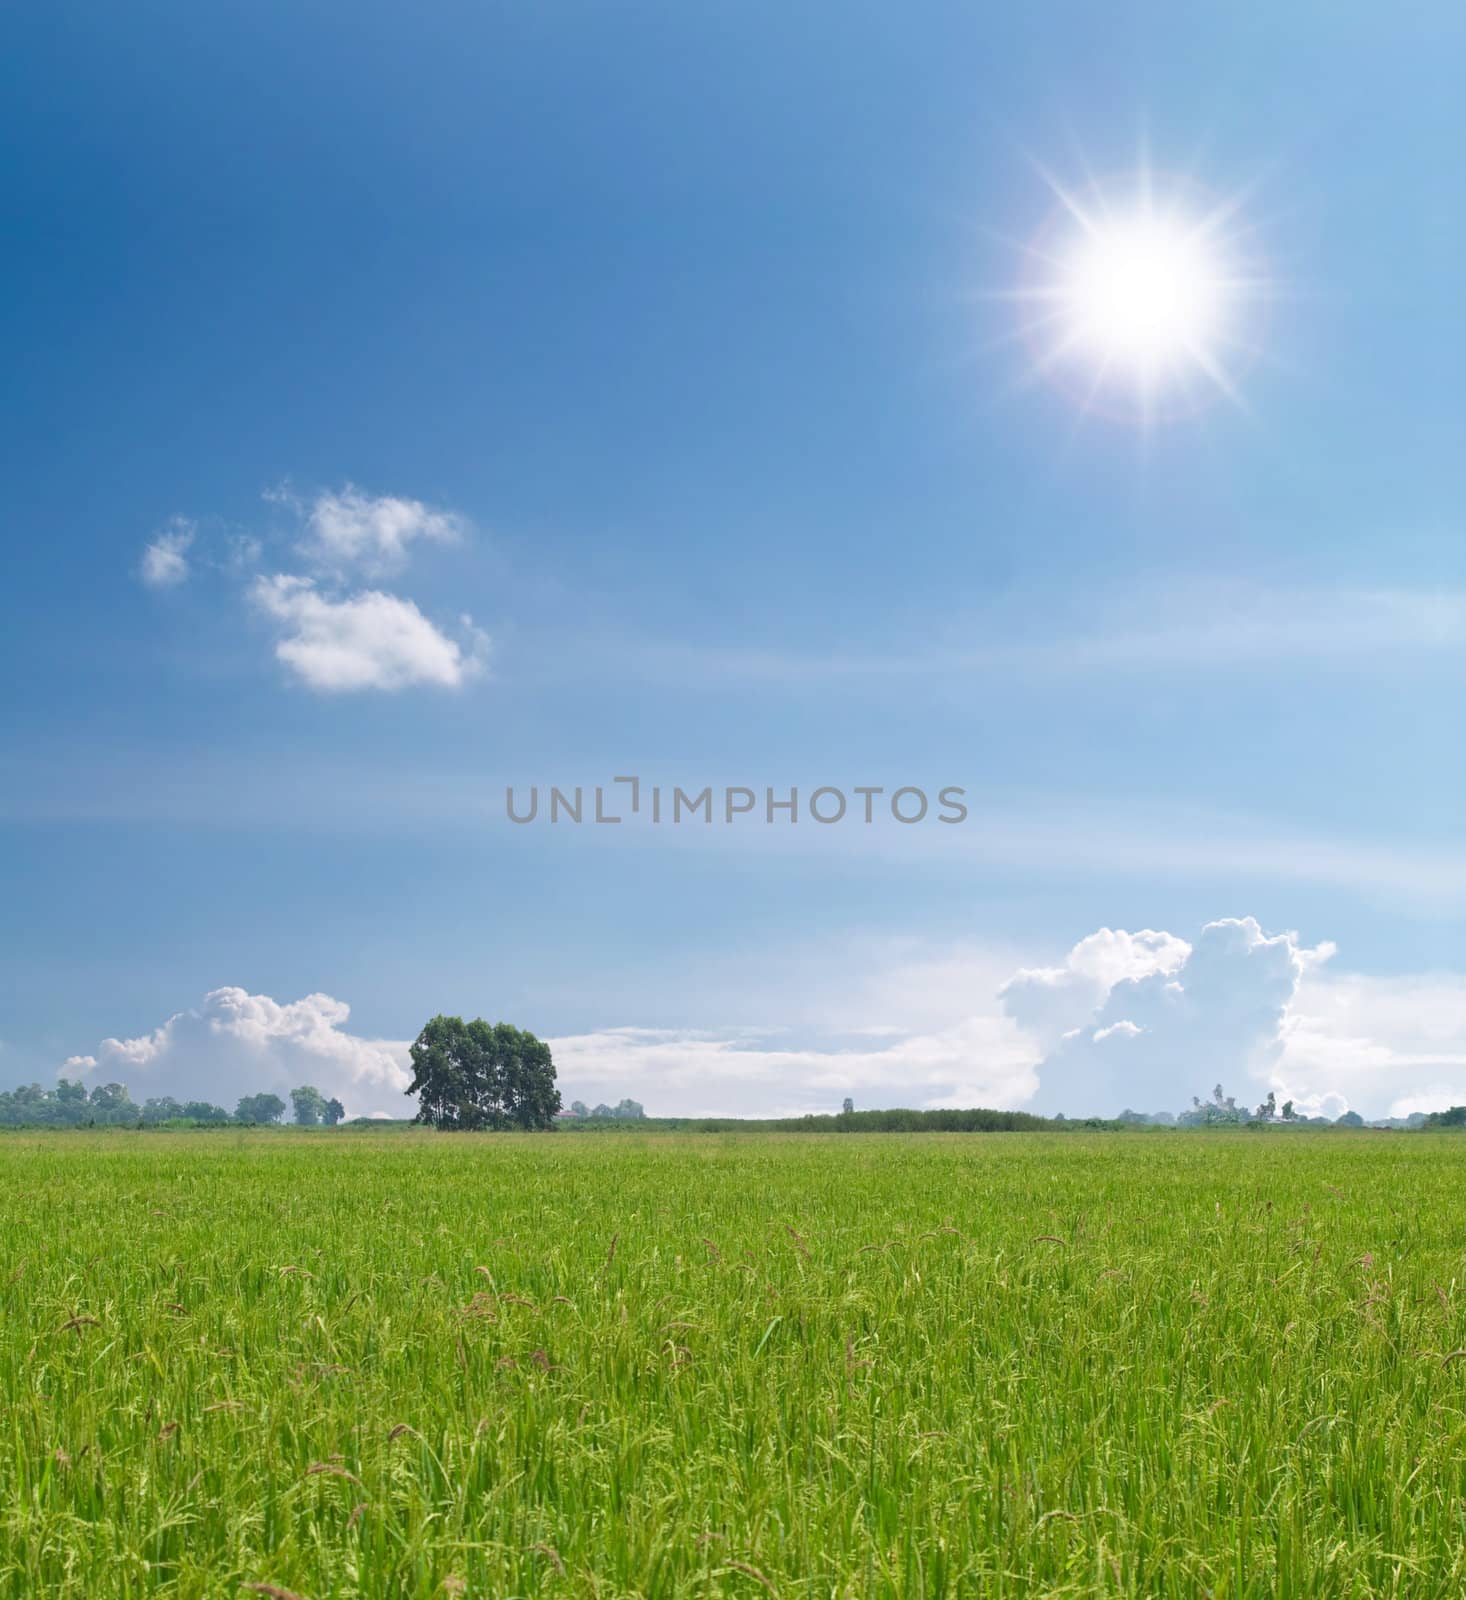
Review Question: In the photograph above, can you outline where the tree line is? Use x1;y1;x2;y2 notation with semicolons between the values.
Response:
5;1023;1452;1133
566;1098;646;1120
0;1079;346;1129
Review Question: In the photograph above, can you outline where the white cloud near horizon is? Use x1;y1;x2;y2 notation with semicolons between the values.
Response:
999;927;1192;1048
1011;917;1328;1117
547;1017;1041;1120
551;920;1466;1120
64;987;411;1117
56;922;1466;1122
139;518;196;588
249;574;489;692
1279;967;1466;1120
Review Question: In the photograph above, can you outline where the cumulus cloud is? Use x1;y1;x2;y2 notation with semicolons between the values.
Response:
999;921;1466;1120
1276;967;1466;1118
282;484;466;577
1000;928;1190;1048
139;518;196;588
509;920;1466;1122
63;987;409;1116
551;919;1324;1121
250;574;489;692
60;926;1466;1126
1013;917;1314;1117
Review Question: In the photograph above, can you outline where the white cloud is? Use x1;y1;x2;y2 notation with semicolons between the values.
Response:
1000;928;1190;1048
64;987;410;1117
549;917;1466;1123
60;927;1466;1126
549;1015;1039;1120
993;918;1466;1121
250;574;488;692
284;484;467;577
223;533;263;574
1012;917;1313;1117
600;585;1466;686
139;518;196;588
1276;968;1466;1118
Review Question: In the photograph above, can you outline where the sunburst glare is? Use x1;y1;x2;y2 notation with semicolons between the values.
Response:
1008;159;1269;425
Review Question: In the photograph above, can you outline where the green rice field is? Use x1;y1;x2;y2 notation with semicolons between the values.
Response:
4;1129;1466;1597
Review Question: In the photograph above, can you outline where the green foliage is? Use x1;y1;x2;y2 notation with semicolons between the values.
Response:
2;1130;1466;1596
582;1098;646;1121
290;1085;327;1126
233;1092;286;1126
0;1079;143;1127
406;1016;560;1130
323;1096;345;1127
1424;1105;1466;1128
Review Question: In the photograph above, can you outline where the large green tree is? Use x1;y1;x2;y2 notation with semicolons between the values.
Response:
406;1016;561;1130
290;1085;326;1126
235;1092;286;1125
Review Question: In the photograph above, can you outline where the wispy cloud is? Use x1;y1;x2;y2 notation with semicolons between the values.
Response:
139;517;196;589
570;585;1466;688
275;483;468;578
3;752;1462;911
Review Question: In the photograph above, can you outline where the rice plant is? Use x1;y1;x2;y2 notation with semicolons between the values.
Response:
3;1129;1464;1597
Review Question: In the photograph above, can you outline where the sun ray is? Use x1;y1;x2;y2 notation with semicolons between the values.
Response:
1004;158;1272;423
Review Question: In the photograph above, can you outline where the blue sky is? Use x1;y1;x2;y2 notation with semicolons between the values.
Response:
3;2;1463;1118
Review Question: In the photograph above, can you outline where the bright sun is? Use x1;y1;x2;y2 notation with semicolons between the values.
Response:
1062;215;1223;369
1009;164;1265;423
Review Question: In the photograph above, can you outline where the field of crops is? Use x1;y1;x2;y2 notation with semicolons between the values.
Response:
4;1129;1466;1598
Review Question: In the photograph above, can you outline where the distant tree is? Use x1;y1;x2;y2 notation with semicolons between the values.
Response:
406;1016;561;1131
142;1096;185;1124
323;1097;345;1127
88;1083;137;1125
183;1100;231;1123
1281;1100;1297;1121
842;1097;855;1116
290;1085;327;1126
614;1098;646;1120
1424;1105;1466;1128
569;1100;589;1117
235;1092;286;1125
1254;1090;1277;1121
1336;1110;1365;1127
56;1079;90;1123
591;1103;613;1119
1178;1086;1244;1127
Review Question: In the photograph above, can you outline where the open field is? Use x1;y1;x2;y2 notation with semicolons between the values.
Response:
4;1130;1466;1598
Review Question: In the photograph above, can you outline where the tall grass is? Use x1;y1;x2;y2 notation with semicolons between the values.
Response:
2;1130;1464;1597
